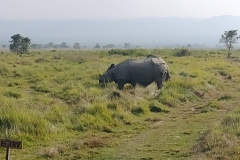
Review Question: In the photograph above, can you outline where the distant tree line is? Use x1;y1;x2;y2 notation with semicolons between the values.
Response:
6;30;240;56
30;42;71;49
5;34;136;52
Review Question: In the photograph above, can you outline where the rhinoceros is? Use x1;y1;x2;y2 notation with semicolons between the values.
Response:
99;56;170;90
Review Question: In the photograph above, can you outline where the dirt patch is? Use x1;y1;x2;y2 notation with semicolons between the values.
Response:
150;121;164;128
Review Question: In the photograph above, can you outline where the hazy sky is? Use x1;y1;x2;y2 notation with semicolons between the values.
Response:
1;0;240;20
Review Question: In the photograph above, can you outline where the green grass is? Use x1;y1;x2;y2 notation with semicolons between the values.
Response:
0;49;240;159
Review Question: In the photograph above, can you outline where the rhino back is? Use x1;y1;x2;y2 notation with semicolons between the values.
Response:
128;59;154;85
111;59;154;85
111;63;130;80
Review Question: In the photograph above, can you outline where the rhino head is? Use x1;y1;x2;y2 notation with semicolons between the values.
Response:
165;71;171;81
162;63;170;82
99;64;115;84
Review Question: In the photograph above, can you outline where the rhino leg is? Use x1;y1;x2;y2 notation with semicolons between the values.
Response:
157;82;163;90
117;79;125;90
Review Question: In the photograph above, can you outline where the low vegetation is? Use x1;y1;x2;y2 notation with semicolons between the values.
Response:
0;49;240;159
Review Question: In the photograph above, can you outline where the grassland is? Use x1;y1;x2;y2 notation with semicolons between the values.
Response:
0;48;240;159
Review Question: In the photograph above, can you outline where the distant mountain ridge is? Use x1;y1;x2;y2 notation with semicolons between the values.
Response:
1;15;240;48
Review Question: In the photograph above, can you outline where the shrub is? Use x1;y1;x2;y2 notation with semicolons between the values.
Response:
131;107;144;115
209;51;216;54
108;49;131;56
149;105;170;113
172;48;191;57
107;103;117;110
179;71;188;77
149;105;162;112
31;85;50;93
219;70;227;76
0;64;10;76
109;91;121;99
108;49;148;56
3;91;22;99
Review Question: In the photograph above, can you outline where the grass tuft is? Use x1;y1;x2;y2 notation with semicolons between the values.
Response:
109;91;121;99
3;91;22;99
149;105;169;113
131;107;145;115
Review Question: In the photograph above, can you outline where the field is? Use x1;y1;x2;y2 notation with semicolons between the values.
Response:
0;48;240;159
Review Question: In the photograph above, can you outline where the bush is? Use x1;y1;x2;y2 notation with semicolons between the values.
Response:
108;49;148;56
219;70;227;76
109;91;121;99
149;105;162;113
108;49;131;56
3;91;22;99
131;107;145;115
30;85;50;93
107;103;117;110
172;48;191;57
149;105;169;113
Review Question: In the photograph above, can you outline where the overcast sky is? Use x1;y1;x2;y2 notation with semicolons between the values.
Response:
1;0;240;20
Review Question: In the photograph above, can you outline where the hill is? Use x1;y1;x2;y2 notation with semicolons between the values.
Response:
1;16;240;48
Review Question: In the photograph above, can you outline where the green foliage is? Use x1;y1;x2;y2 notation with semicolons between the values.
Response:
9;34;31;54
73;43;80;49
109;91;122;99
108;49;150;56
3;91;22;99
94;43;101;49
0;64;10;76
30;85;51;93
172;48;191;57
131;107;145;115
219;70;228;76
149;105;169;113
219;30;240;58
107;103;117;110
60;42;69;48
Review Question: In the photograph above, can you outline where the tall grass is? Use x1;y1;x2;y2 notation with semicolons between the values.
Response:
0;49;240;159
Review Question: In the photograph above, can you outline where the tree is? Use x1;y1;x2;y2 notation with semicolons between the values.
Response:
135;45;140;49
43;44;49;49
102;44;115;49
30;44;38;49
48;42;54;48
73;43;81;50
54;45;61;49
9;34;31;54
124;42;131;48
2;45;6;48
61;42;69;48
94;43;101;49
219;30;240;58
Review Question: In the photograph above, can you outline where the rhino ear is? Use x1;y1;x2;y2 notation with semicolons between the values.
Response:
109;64;115;69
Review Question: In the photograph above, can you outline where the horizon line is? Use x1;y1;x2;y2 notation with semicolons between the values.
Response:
0;15;239;21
